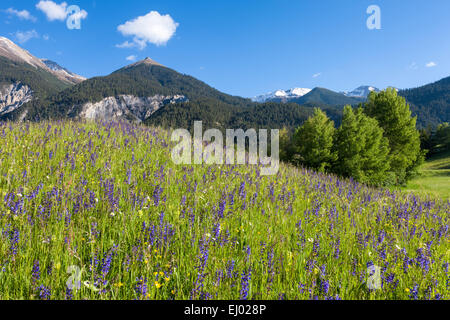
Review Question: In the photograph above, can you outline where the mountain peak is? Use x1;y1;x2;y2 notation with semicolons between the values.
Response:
40;59;86;84
0;36;84;85
342;85;380;98
253;87;311;103
126;57;164;69
0;36;47;69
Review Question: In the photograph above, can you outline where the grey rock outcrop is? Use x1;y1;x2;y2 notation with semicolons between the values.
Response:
78;94;188;122
0;82;33;115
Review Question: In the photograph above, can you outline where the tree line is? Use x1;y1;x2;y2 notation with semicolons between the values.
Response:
420;122;450;157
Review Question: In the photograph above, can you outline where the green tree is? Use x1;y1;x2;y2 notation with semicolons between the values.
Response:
292;108;337;171
433;123;450;152
279;127;296;162
365;88;423;184
334;106;391;186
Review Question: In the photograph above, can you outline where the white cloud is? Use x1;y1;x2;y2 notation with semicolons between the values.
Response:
426;61;437;68
36;1;68;21
312;73;321;78
43;34;50;41
126;55;137;62
12;30;39;44
117;11;179;50
116;41;136;49
5;8;37;22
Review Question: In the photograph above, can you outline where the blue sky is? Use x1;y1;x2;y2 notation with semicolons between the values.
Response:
1;0;450;98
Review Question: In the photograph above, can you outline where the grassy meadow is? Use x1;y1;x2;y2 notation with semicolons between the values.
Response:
403;151;450;201
0;121;448;300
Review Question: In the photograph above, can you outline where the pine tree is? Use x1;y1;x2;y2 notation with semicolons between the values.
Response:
365;88;423;184
334;106;391;186
292;108;337;172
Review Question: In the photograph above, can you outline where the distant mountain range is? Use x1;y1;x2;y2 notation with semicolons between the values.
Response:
0;36;448;128
253;85;380;105
253;88;312;103
342;86;381;98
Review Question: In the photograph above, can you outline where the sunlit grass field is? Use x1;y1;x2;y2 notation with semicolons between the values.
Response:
0;121;448;300
403;151;450;201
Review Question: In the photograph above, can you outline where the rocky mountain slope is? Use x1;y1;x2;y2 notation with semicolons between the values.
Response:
0;37;84;85
41;59;86;85
0;37;85;118
14;57;251;122
76;94;188;123
0;82;33;116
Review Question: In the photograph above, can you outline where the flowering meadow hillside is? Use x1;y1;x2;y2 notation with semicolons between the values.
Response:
0;121;448;300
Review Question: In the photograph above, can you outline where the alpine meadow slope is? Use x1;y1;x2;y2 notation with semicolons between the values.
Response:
0;120;447;300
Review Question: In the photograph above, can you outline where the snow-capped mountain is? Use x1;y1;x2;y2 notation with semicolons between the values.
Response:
41;59;86;84
253;85;384;104
342;86;380;98
253;87;311;102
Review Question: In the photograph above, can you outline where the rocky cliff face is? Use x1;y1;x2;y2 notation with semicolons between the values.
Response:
78;94;188;122
0;82;33;116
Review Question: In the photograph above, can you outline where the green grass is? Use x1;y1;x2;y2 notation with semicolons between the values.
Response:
403;151;450;200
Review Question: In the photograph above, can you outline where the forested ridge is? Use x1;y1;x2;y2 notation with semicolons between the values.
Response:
1;58;448;130
400;76;450;128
